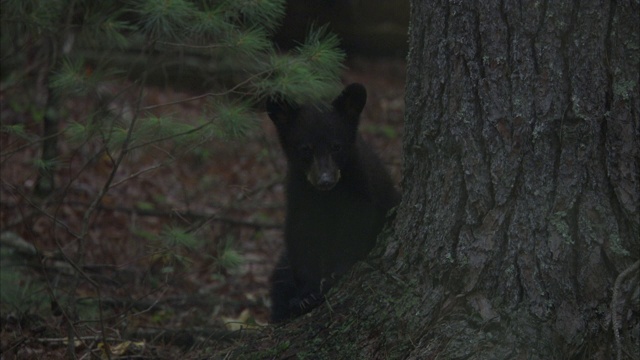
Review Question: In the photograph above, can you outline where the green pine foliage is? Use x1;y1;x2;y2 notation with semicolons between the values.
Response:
0;0;346;332
2;0;345;153
215;236;244;271
258;26;345;104
212;99;256;139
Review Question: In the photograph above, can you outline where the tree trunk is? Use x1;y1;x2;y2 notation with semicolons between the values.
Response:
394;0;639;357
239;1;639;358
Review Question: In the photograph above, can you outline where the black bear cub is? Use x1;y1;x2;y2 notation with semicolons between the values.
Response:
267;83;400;322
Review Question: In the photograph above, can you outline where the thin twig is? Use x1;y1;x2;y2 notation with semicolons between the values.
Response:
109;162;166;189
37;336;121;344
125;119;215;152
0;128;67;160
60;201;282;229
138;69;271;111
156;41;226;49
67;71;147;360
0;179;82;240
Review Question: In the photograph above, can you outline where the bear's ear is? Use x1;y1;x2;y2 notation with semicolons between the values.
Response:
332;83;367;118
266;96;298;128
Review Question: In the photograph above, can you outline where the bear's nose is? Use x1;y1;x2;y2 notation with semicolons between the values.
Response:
315;172;337;190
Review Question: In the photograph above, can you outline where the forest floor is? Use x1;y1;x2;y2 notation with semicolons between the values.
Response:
0;56;406;359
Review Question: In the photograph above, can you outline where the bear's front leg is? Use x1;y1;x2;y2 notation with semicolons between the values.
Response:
269;252;299;322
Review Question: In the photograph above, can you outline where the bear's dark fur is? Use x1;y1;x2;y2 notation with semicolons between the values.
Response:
267;83;400;322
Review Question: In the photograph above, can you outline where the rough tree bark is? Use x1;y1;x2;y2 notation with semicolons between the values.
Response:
239;1;639;359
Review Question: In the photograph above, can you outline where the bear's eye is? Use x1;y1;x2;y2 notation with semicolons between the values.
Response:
330;143;342;153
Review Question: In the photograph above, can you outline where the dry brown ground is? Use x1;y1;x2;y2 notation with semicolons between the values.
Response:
0;56;405;359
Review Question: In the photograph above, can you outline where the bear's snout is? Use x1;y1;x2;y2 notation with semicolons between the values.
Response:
307;156;340;191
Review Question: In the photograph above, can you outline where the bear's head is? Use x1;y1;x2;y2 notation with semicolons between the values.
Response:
267;83;367;191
